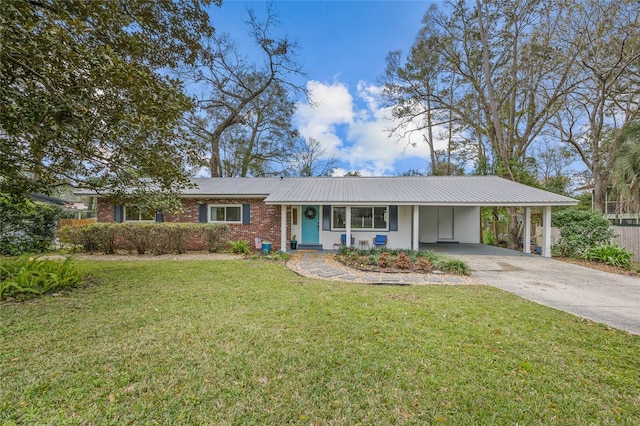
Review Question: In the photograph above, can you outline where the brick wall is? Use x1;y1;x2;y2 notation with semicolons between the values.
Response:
97;199;115;223
96;197;286;251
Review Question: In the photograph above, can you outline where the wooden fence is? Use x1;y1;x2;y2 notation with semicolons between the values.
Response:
58;218;97;227
542;226;638;261
612;226;640;261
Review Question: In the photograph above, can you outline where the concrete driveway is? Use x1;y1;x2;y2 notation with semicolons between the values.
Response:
425;244;640;335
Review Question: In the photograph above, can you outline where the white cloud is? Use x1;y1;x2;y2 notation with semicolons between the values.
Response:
294;80;449;176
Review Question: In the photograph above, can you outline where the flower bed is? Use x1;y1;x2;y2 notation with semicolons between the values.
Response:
335;246;470;275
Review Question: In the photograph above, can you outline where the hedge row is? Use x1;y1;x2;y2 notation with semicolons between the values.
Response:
58;223;229;255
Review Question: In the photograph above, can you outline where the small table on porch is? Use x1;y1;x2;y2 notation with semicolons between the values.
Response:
358;240;370;250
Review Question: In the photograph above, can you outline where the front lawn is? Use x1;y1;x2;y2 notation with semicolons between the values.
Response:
1;259;638;424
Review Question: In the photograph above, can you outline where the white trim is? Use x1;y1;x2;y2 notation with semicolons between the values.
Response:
280;205;287;253
208;204;242;224
412;205;419;251
524;207;531;254
542;206;552;258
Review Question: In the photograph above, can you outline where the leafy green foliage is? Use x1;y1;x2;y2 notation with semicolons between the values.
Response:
1;0;219;199
483;228;497;246
0;257;82;301
0;196;61;255
228;240;251;255
552;209;614;258
57;223;229;254
586;245;633;270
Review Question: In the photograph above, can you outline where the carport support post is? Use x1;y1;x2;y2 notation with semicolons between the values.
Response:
524;207;531;254
542;205;552;258
280;205;287;252
345;206;352;247
412;205;420;251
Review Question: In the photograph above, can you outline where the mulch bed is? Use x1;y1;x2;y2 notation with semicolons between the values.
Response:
557;257;640;277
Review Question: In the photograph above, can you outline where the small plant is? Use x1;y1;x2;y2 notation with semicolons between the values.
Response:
228;240;250;255
290;234;297;241
0;257;83;301
377;252;391;268
416;257;433;272
393;252;412;269
586;245;633;269
434;258;470;275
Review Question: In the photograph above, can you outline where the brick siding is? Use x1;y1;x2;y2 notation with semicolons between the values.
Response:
97;198;286;251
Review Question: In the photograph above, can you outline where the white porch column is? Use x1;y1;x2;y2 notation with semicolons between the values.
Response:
345;206;352;246
280;205;287;252
523;207;531;254
412;205;420;251
542;205;552;258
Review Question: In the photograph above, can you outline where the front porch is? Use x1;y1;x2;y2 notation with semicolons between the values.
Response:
277;204;555;258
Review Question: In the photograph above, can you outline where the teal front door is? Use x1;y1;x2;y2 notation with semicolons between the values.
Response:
301;205;319;244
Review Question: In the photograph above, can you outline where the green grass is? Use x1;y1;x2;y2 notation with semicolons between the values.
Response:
1;259;638;424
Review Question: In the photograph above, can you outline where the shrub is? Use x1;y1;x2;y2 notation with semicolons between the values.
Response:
228;240;250;255
416;257;433;272
377;252;391;268
0;196;61;255
483;228;497;246
552;209;613;258
0;257;83;301
121;224;153;254
56;223;229;254
433;258;470;275
393;252;413;269
203;224;228;253
586;245;633;270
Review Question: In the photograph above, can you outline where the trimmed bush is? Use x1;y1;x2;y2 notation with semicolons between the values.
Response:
0;257;83;301
57;223;229;254
0;196;61;255
552;209;614;258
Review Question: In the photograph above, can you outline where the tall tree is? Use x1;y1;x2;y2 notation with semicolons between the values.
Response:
383;0;578;181
552;0;640;212
288;137;337;177
217;81;298;177
1;0;218;203
187;5;305;177
612;121;640;212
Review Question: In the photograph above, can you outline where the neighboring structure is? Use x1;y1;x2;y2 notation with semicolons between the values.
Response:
576;184;640;225
89;176;577;257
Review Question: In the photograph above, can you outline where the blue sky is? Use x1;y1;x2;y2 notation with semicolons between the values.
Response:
207;1;437;176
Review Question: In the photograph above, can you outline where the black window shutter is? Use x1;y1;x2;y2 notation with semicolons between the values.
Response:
242;204;250;225
322;205;331;230
389;205;398;231
114;205;123;223
199;204;207;223
155;209;164;223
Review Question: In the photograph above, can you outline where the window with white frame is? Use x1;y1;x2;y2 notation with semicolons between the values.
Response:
209;204;242;223
332;206;388;230
124;206;155;222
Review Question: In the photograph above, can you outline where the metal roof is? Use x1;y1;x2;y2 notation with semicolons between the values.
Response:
78;176;577;206
185;176;577;206
182;177;284;197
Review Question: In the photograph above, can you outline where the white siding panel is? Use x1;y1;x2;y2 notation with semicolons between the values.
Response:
419;206;480;243
420;206;439;242
454;206;480;243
